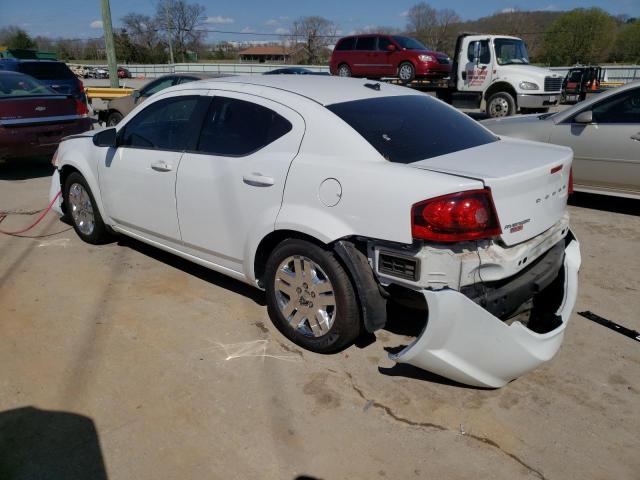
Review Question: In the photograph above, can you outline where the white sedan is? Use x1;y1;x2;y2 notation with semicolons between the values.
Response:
50;75;580;387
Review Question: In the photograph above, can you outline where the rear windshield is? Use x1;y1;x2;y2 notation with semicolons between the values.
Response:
0;72;57;98
17;62;75;80
326;95;498;164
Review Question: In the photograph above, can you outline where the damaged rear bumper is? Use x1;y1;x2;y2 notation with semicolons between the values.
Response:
390;233;581;388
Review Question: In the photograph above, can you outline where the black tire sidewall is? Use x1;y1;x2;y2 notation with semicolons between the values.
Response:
264;239;361;353
107;112;123;126
487;92;516;117
63;172;109;244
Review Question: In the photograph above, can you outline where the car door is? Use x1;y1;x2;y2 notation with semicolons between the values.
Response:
376;36;397;77
460;39;491;92
98;91;209;245
352;36;377;77
175;92;305;277
549;87;640;195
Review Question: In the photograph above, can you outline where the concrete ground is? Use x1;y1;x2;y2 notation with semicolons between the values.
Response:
1;157;639;480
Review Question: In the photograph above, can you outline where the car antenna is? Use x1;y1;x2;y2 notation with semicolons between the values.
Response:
364;82;381;91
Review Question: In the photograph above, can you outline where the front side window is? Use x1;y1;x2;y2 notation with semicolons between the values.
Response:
493;38;530;65
590;88;640;124
141;77;176;97
327;95;497;164
355;37;377;51
120;96;200;150
197;96;292;156
377;36;392;51
467;41;491;64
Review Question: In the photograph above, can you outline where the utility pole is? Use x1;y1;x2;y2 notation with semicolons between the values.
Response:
166;3;175;66
100;0;119;88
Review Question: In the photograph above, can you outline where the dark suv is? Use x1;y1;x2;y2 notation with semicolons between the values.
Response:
0;59;86;101
329;34;451;83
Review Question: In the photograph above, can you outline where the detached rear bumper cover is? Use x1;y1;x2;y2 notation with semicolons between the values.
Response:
390;234;581;388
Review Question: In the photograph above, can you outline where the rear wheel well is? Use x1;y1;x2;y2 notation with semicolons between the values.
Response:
254;230;328;286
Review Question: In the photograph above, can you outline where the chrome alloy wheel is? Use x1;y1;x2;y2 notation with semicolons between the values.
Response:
274;255;337;338
399;64;413;81
68;182;95;235
489;97;510;117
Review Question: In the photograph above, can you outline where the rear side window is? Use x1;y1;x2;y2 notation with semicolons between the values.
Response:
120;96;200;150
327;95;498;163
17;62;75;80
335;38;356;51
197;96;292;156
356;37;376;51
141;77;177;97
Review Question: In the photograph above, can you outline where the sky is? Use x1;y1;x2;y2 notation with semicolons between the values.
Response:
1;0;638;41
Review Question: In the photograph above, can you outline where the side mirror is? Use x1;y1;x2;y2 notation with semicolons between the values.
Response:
93;128;117;147
574;110;593;124
386;44;397;52
133;90;141;99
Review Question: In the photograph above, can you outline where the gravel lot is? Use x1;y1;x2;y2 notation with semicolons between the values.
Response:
1;150;639;478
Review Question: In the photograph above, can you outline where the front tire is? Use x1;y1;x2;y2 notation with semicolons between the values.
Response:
107;111;123;127
265;239;361;353
63;172;109;244
486;91;516;118
398;62;415;84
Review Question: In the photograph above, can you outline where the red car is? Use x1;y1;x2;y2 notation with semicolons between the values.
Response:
0;71;92;160
330;34;452;83
118;66;131;79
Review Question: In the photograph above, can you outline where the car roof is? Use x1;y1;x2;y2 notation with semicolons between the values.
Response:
183;75;421;106
553;80;640;123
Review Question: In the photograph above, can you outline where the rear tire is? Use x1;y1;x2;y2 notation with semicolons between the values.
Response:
63;172;110;244
486;91;516;118
264;239;361;353
337;63;351;77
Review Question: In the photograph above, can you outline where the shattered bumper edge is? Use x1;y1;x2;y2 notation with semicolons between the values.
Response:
49;169;64;216
390;232;581;388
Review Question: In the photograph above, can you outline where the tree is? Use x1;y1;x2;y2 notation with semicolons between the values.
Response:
405;2;460;50
541;8;616;66
120;13;167;63
0;26;36;49
611;20;640;63
155;0;206;62
290;16;337;64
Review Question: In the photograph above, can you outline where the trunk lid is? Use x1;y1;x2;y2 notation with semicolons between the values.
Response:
0;95;78;126
410;137;572;246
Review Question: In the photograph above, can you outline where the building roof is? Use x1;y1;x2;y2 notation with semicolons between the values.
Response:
238;46;294;56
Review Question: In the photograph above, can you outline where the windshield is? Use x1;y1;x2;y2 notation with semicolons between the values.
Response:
392;36;429;51
494;38;530;65
0;72;57;98
327;95;497;164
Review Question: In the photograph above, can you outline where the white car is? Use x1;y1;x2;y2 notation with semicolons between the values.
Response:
49;76;581;388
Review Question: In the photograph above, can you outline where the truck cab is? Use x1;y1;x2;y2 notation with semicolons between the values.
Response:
448;34;563;117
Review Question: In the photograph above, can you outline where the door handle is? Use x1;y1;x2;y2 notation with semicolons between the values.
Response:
631;133;640;142
151;160;172;172
243;172;274;187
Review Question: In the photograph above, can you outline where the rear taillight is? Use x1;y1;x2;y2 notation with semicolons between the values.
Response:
75;98;89;117
568;167;574;194
411;189;502;242
77;78;85;93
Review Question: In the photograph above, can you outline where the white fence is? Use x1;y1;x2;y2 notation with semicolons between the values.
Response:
72;62;639;82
